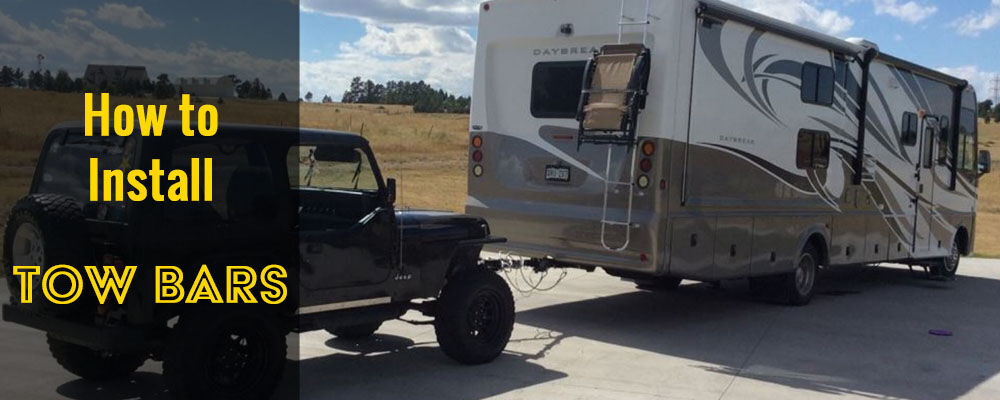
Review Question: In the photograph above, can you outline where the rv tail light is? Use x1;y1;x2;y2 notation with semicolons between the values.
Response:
472;150;483;162
659;179;666;190
473;164;484;177
641;141;655;156
639;158;652;173
637;175;650;189
472;135;483;148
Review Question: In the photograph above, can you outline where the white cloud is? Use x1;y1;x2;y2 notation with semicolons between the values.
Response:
62;8;88;18
872;0;937;24
936;65;998;97
952;0;1000;37
300;0;480;26
95;3;165;29
721;0;854;36
301;23;474;99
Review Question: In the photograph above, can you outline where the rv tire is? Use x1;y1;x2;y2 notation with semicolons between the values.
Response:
930;240;960;278
782;244;819;306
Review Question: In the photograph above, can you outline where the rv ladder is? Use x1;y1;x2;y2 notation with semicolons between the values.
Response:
599;144;639;251
618;0;652;45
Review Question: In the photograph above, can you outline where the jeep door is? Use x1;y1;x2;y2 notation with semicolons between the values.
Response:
292;144;397;294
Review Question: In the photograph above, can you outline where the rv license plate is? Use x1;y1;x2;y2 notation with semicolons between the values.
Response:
545;165;571;182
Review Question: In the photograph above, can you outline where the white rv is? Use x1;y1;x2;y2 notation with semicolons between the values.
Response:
466;0;992;304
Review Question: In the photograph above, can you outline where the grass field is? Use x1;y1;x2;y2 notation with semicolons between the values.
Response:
0;87;998;262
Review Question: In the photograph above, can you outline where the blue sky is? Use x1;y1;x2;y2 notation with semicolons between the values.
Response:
300;0;1000;102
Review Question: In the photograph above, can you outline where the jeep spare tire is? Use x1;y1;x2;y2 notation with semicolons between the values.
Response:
434;269;514;365
2;194;88;313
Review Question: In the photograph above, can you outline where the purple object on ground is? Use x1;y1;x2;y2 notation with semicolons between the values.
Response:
929;329;953;336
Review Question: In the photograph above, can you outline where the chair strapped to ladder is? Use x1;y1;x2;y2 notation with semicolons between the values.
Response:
576;43;651;147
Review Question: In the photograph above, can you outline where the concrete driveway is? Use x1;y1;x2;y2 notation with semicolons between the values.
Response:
2;259;1000;399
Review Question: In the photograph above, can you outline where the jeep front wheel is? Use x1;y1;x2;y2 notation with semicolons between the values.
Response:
164;309;287;400
434;269;514;365
47;334;146;381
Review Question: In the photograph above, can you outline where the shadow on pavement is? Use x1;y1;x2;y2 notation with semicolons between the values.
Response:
510;264;1000;400
25;264;1000;400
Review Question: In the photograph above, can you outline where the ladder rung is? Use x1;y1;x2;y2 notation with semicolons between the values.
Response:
601;220;632;226
619;21;650;26
606;181;632;186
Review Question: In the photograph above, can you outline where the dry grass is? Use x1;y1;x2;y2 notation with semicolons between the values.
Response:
0;87;997;262
298;102;469;212
975;120;1000;257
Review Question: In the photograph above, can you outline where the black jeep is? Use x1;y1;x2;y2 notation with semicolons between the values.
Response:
2;122;514;399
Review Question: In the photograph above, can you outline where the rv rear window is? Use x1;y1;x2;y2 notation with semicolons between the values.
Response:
531;61;587;118
801;62;834;106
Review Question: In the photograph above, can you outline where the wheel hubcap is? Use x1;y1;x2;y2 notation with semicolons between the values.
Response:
467;290;502;343
208;327;267;389
12;222;45;267
795;254;816;296
945;242;960;273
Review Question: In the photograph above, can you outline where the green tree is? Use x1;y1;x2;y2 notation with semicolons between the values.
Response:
278;92;288;102
53;69;74;92
153;73;176;99
305;91;313;102
979;100;994;123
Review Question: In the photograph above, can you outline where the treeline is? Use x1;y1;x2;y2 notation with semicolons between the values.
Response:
979;100;1000;124
340;76;470;114
0;65;279;101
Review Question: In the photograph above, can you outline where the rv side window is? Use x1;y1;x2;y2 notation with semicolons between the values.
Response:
531;61;587;118
796;130;831;169
901;112;918;146
937;116;950;165
801;62;834;106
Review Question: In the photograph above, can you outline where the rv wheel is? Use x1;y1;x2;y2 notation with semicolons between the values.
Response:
782;244;819;306
930;240;960;278
434;269;514;365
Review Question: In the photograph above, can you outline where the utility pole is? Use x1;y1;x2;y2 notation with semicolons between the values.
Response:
991;73;1000;105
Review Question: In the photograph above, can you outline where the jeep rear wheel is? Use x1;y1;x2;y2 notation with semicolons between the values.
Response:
326;322;382;340
434;269;514;365
164;309;287;400
47;335;146;381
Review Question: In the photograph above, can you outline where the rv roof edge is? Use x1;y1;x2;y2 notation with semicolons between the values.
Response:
697;0;966;88
697;0;864;56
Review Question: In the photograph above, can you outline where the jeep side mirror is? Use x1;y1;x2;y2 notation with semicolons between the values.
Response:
979;150;992;175
385;178;397;205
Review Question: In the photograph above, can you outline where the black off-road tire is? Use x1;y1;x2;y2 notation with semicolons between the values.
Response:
930;240;961;278
326;322;382;340
3;194;88;312
163;309;287;400
434;269;514;365
47;334;146;381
